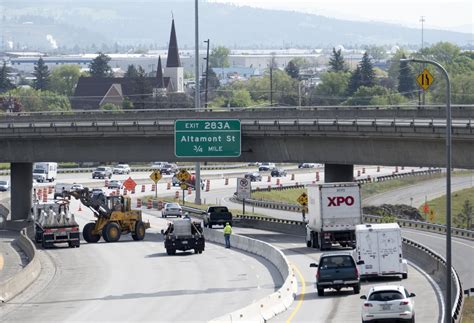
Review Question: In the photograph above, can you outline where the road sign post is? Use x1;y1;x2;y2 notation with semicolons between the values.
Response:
175;120;241;158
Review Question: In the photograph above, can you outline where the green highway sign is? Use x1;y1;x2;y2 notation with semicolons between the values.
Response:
175;119;241;158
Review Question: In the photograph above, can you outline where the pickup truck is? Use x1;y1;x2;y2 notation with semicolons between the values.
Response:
309;252;364;296
161;219;205;255
202;206;232;229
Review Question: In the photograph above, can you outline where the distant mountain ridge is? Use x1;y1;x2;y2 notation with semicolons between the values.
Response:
1;1;472;50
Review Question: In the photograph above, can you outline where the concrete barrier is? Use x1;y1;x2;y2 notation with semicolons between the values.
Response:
0;227;41;303
205;228;296;323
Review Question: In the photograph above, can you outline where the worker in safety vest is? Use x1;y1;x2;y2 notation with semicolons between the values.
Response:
223;222;232;248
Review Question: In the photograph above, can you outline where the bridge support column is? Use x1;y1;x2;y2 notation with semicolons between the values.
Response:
324;164;354;183
11;162;33;221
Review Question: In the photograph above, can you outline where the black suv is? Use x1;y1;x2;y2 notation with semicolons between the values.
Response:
244;172;262;182
310;252;363;296
270;168;287;177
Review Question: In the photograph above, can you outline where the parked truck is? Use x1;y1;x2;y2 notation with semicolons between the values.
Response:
306;182;362;250
33;162;58;183
354;223;408;279
32;200;80;249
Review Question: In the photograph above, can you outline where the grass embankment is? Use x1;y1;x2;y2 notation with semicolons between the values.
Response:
462;297;474;323
251;171;474;206
0;163;10;170
419;186;474;227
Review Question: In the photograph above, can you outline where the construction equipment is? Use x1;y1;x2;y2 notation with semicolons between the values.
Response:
161;219;205;255
68;188;150;243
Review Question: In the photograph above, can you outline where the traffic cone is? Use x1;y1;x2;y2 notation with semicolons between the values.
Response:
123;189;128;196
316;174;320;181
42;193;47;203
137;199;142;208
362;167;366;174
116;188;120;195
167;182;171;190
377;166;380;172
78;204;82;211
175;191;179;199
291;174;295;181
147;199;152;209
48;186;53;194
401;166;405;170
267;176;271;182
268;185;271;190
206;179;210;192
225;178;229;185
395;166;399;173
151;184;156;192
105;179;109;187
357;170;361;177
276;178;280;186
188;187;192;195
141;185;145;193
131;187;135;194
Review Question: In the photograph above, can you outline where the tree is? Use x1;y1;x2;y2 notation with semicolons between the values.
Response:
230;89;252;107
285;60;300;79
309;72;350;105
387;49;410;89
89;52;113;77
397;54;416;97
455;200;473;229
129;65;152;109
329;48;347;72
100;103;123;113
344;85;407;106
359;52;376;88
49;65;81;96
0;62;14;93
364;45;387;61
33;57;50;90
209;46;230;68
347;66;362;95
5;88;71;112
124;64;139;78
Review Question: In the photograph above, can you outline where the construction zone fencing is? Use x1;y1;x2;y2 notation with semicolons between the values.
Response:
0;227;41;303
204;228;297;323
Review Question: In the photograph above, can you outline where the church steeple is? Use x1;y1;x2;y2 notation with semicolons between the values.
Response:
166;19;181;68
156;56;164;88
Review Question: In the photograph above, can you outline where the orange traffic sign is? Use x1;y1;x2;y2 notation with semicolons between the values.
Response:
123;177;137;191
416;68;434;91
422;202;430;214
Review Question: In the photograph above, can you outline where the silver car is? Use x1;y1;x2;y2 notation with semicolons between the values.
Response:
0;180;9;191
162;203;183;218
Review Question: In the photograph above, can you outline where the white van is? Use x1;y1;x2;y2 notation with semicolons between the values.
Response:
33;162;58;182
354;223;408;279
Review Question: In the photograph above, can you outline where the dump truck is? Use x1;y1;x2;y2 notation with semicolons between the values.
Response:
32;200;80;249
355;223;408;279
162;219;205;255
306;182;362;250
67;188;150;243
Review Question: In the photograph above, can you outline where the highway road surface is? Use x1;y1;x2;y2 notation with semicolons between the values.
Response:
0;199;282;323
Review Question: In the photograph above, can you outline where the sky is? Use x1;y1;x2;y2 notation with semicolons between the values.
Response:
208;0;473;33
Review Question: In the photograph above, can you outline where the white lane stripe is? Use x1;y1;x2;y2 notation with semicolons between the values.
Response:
408;261;445;323
403;230;474;249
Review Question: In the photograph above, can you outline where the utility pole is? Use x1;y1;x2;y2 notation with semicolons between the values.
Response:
204;39;210;109
298;81;302;107
194;0;201;205
420;16;426;106
270;66;273;106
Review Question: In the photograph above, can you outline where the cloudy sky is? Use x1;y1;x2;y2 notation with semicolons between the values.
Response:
208;0;473;33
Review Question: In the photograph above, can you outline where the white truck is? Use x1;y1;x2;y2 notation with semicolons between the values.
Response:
306;182;362;250
33;162;58;183
354;223;408;279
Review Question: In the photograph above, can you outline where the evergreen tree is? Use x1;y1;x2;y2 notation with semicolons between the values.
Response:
285;60;299;79
359;51;375;87
347;66;362;95
329;48;347;72
397;54;416;97
89;52;112;77
0;62;14;93
124;64;139;78
33;57;50;90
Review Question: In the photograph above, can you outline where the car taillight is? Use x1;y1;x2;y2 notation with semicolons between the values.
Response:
316;268;320;280
400;301;409;305
364;303;373;307
355;266;359;278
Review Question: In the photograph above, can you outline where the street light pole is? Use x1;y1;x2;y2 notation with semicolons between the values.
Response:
402;58;451;323
194;0;201;205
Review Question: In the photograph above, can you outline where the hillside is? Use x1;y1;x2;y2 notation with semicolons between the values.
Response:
1;1;472;50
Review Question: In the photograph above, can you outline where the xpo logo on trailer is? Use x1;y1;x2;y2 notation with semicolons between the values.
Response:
327;196;355;207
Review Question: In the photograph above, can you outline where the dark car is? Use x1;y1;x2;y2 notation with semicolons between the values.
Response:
244;172;262;182
270;168;287;177
202;206;232;228
310;252;364;296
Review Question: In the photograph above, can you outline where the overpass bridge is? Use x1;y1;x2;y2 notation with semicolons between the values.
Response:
1;105;473;219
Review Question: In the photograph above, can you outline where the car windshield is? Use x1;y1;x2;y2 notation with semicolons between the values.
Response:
369;291;404;301
319;256;354;269
116;165;125;168
33;169;45;173
96;168;106;171
167;203;179;208
0;181;7;185
209;207;228;213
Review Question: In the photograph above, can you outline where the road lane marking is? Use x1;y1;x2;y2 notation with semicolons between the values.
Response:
404;230;474;249
285;263;305;323
0;253;3;271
